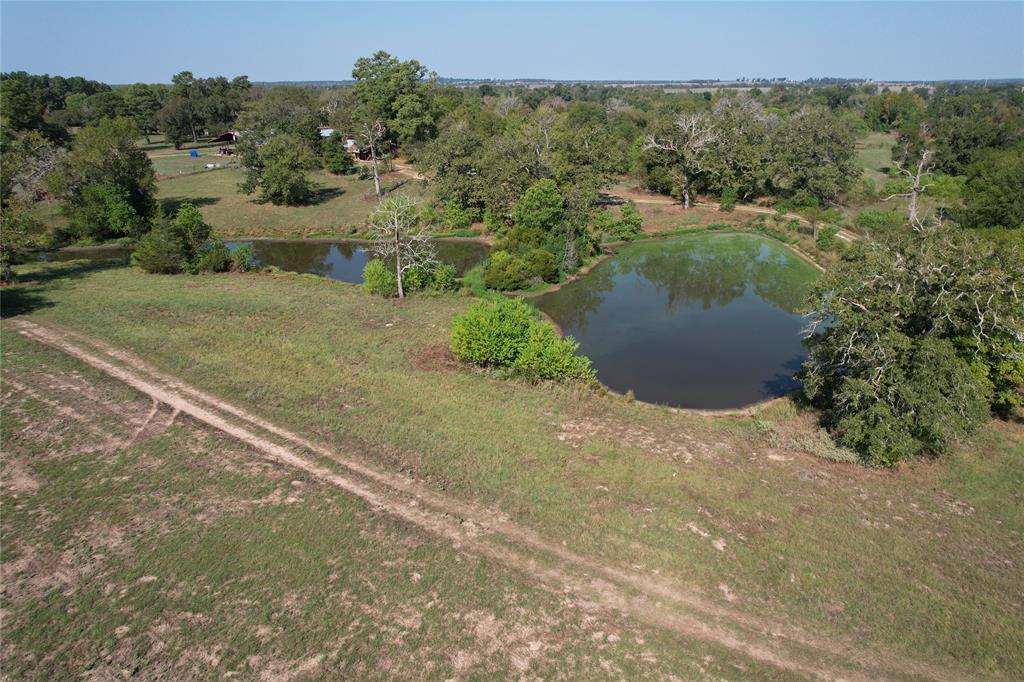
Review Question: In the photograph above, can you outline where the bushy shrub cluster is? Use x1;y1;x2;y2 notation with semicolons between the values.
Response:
362;259;458;297
719;187;738;212
592;201;644;242
816;225;840;250
483;249;558;290
449;298;595;382
132;203;230;274
855;208;905;232
231;243;257;272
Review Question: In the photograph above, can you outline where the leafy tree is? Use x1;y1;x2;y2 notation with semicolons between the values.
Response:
157;95;202;149
801;225;1024;463
236;86;319;145
701;96;772;199
239;133;319;205
0;130;60;280
352;51;436;146
168;71;203;143
49;117;156;238
769;107;858;204
122;83;165;142
69;183;143;240
955;148;1024;230
512;179;564;234
322;131;356;175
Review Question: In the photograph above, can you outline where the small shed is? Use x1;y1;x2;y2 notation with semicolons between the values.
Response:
210;130;240;143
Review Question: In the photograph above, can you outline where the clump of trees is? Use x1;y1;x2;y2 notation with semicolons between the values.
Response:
801;225;1023;464
481;179;595;290
132;202;230;274
450;297;595;382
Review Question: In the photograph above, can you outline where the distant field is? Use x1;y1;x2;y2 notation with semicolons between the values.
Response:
157;168;431;238
855;131;896;188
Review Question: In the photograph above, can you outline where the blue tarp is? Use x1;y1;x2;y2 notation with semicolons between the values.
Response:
189;150;199;158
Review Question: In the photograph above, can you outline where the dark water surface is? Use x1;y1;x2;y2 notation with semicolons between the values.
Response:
26;239;488;284
226;239;489;283
535;234;819;409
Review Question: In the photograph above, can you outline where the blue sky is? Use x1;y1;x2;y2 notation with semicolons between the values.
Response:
2;1;1022;83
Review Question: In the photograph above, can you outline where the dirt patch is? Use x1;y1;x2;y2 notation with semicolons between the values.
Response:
557;416;711;464
408;343;459;373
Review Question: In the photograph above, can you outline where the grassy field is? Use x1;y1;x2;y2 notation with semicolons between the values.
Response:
855;131;896;189
2;258;1022;678
3;332;772;679
157;168;430;239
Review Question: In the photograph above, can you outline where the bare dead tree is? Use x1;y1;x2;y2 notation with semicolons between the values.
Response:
361;120;387;196
884;142;934;230
644;112;718;208
368;195;437;299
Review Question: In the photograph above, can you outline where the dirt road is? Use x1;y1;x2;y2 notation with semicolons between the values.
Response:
9;318;966;681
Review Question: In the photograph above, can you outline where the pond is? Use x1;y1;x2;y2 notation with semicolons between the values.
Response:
225;239;489;284
24;239;489;285
534;234;819;410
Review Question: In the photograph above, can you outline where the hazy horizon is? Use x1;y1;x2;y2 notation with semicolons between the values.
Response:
2;1;1022;84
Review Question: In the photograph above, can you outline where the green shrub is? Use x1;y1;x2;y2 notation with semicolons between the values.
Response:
527;248;558;283
190;237;231;273
430;263;458;291
816;225;840;250
484;250;532;290
450;297;535;367
856;209;904;232
613;201;644;240
482;210;503;235
231;243;257;272
444;199;473;231
363;259;398;296
512;323;595;381
419;204;443;227
591;208;617;236
719;187;738;212
132;227;184;274
450;298;595;383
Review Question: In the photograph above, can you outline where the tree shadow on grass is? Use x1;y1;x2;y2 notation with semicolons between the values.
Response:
160;196;221;216
1;260;126;319
312;186;344;204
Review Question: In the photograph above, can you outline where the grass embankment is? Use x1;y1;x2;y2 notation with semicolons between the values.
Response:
3;259;1022;677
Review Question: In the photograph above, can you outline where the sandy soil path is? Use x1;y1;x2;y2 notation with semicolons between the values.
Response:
9;318;967;681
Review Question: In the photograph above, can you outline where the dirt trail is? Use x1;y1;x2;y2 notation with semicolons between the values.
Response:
617;189;860;244
9;318;968;681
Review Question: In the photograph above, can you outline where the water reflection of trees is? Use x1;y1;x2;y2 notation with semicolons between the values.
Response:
253;241;333;276
618;237;814;314
538;260;617;334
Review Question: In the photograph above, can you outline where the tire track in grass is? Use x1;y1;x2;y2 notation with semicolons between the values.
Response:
10;319;966;681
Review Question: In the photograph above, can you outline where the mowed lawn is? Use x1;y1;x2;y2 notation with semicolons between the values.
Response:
157;167;431;239
3;258;1023;677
